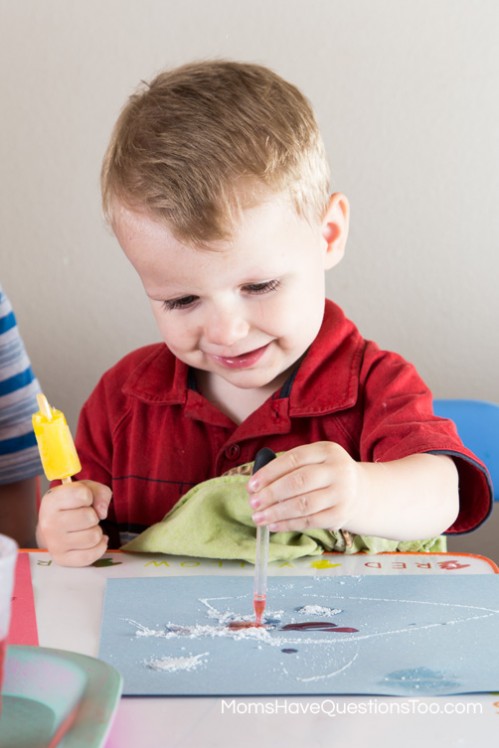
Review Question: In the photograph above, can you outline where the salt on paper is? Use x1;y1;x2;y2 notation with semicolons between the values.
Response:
147;652;209;673
297;605;341;617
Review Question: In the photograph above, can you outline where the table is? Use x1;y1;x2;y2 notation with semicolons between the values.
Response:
16;551;499;747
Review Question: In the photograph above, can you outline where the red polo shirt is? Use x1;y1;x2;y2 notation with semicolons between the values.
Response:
75;300;492;546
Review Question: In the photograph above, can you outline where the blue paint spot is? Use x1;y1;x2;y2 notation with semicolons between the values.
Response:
263;614;281;626
383;667;459;693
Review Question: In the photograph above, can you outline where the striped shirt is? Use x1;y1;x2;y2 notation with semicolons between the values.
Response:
0;284;42;483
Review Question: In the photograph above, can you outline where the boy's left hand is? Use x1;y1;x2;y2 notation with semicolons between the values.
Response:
247;442;364;532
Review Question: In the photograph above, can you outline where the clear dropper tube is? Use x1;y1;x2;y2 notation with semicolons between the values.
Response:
251;448;276;624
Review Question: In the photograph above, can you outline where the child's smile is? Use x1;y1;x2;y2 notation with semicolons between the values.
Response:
210;342;271;370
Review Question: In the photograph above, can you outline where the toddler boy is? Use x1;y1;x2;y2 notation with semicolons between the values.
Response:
36;61;491;566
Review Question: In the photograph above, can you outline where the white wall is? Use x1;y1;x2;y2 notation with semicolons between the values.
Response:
1;0;498;555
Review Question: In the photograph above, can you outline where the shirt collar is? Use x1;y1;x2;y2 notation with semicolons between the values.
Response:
286;300;363;416
122;345;189;405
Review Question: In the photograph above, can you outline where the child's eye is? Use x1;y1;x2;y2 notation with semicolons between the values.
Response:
243;279;280;295
162;295;198;311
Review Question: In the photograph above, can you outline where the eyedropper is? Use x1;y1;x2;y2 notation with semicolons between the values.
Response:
252;447;277;625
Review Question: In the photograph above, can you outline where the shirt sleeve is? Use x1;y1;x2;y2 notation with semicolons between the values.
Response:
359;343;492;534
0;284;42;484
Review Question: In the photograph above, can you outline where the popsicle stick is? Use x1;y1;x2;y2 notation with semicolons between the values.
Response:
36;393;53;421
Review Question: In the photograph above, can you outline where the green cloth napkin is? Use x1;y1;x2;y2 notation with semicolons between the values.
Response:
122;473;446;562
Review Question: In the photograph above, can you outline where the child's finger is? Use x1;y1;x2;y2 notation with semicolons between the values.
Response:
38;480;112;556
252;486;338;528
262;506;347;534
51;534;109;568
51;505;101;533
249;458;342;511
249;466;327;510
43;482;96;511
247;442;342;495
247;445;320;492
64;525;107;549
84;481;113;520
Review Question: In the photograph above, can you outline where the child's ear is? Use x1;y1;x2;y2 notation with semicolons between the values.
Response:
321;193;350;269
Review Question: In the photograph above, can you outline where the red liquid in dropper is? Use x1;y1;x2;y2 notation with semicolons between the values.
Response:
225;596;267;630
253;595;266;625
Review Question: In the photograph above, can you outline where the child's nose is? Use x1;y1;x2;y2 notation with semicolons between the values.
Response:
204;305;250;346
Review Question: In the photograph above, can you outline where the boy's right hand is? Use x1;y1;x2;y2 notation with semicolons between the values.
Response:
36;480;112;567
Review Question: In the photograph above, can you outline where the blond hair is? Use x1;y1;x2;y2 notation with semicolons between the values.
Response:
101;60;330;243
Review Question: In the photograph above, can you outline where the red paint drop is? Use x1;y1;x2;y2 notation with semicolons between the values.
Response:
281;621;358;633
329;627;358;633
228;620;260;630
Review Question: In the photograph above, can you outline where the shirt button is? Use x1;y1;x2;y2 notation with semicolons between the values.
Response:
225;444;241;460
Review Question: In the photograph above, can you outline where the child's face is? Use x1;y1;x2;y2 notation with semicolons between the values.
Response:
114;192;347;397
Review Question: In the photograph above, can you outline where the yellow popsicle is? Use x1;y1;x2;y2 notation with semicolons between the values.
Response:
32;393;82;482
